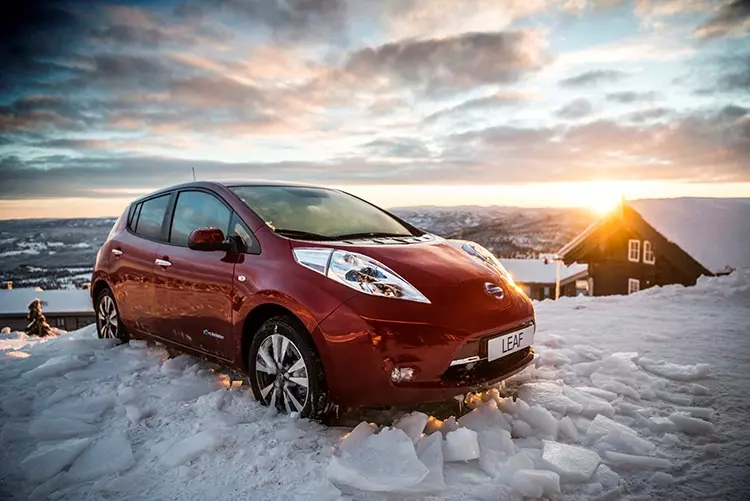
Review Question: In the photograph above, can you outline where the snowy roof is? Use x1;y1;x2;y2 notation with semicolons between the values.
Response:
630;198;750;274
0;289;93;316
500;259;588;285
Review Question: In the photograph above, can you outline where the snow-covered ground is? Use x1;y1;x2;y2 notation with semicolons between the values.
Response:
1;272;748;500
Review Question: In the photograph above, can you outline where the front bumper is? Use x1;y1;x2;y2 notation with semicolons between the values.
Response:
315;296;535;407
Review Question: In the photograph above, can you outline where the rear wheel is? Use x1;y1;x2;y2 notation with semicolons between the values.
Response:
96;288;129;342
248;316;330;420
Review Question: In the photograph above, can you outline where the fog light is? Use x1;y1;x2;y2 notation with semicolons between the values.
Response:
390;367;417;383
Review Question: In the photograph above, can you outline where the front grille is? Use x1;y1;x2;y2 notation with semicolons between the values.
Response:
442;346;532;384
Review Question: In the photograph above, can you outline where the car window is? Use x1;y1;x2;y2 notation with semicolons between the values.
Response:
170;191;231;246
229;213;260;253
134;194;170;240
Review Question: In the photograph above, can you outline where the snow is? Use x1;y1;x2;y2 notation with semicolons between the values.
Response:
1;271;749;500
630;198;750;273
500;258;588;285
0;289;94;316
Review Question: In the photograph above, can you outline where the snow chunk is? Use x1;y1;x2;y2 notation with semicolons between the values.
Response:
339;422;378;455
512;469;561;498
650;471;676;486
160;431;223;468
558;416;579;441
563;385;616;418
517;381;583;414
66;433;135;483
668;412;715;435
520;404;557;439
593;464;620;488
655;390;693;406
637;357;711;381
458;399;511;433
603;451;672;470
125;404;152;423
21;438;92;482
327;427;428;492
576;386;618;402
405;431;445;492
646;417;678;434
394;412;428;443
587;414;655;456
443;427;480;462
511;419;532;439
541;440;600;483
674;406;714;420
477;428;515;477
29;416;96;440
23;355;89;380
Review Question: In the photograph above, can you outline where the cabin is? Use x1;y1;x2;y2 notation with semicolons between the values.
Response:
557;198;750;296
0;288;95;332
500;258;589;300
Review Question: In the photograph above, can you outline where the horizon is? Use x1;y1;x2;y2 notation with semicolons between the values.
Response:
1;1;749;219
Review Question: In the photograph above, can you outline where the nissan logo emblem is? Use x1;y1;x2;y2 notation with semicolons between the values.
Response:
484;282;504;299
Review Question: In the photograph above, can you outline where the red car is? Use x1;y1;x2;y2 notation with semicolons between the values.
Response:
92;181;535;419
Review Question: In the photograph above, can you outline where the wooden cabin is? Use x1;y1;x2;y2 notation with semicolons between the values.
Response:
500;258;588;300
557;198;749;296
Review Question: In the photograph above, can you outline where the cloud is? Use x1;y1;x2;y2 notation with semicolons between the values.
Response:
555;98;594;119
694;0;750;39
425;91;534;123
344;30;549;94
559;69;628;87
362;137;432;158
606;91;661;103
624;107;673;122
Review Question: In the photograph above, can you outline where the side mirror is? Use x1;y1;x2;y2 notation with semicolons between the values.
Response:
188;228;232;251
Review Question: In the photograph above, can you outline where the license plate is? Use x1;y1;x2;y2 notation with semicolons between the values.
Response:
487;324;535;362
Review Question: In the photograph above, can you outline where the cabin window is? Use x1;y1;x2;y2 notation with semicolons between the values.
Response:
628;239;641;262
628;278;640;295
643;240;655;264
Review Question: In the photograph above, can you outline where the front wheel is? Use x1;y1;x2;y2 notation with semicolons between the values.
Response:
96;288;129;342
248;316;330;420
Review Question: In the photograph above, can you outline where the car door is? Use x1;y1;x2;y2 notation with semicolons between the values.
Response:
152;189;237;358
109;193;172;335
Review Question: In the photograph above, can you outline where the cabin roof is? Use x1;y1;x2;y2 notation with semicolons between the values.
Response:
559;198;750;274
500;259;588;285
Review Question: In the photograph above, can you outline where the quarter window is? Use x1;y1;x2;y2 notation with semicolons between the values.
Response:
134;194;170;240
170;191;231;246
628;239;641;262
628;278;640;295
643;240;655;264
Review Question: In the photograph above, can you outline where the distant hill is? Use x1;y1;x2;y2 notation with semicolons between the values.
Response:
391;206;597;258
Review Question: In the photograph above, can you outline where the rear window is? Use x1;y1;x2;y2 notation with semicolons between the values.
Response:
133;194;170;240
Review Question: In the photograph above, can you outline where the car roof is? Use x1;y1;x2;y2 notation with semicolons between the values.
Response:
132;179;330;203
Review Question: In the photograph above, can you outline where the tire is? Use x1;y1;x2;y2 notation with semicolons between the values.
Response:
95;288;129;342
248;315;330;420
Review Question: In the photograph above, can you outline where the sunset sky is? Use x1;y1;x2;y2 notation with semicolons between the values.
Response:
1;0;749;219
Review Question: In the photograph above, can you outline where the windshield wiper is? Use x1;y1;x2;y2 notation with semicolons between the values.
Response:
273;228;333;241
334;231;414;240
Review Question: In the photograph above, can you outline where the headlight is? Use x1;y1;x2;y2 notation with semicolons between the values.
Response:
453;240;516;286
292;248;430;303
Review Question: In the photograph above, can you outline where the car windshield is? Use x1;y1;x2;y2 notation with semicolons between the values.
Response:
230;185;416;240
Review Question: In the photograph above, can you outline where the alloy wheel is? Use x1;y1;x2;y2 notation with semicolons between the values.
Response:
98;295;119;339
255;327;309;414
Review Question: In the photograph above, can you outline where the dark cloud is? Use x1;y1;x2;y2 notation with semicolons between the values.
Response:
555;98;593;119
606;91;661;103
362;138;431;158
0;2;84;91
344;30;548;94
625;107;672;122
559;69;627;87
694;0;750;39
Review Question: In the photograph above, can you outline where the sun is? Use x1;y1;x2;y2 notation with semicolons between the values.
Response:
578;181;625;214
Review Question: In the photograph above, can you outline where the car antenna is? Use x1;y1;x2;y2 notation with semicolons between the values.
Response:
192;167;196;181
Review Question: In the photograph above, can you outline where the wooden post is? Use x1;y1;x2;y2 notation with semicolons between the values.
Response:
555;257;561;299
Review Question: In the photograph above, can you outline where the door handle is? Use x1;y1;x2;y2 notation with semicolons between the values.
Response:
111;249;123;257
155;258;172;267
